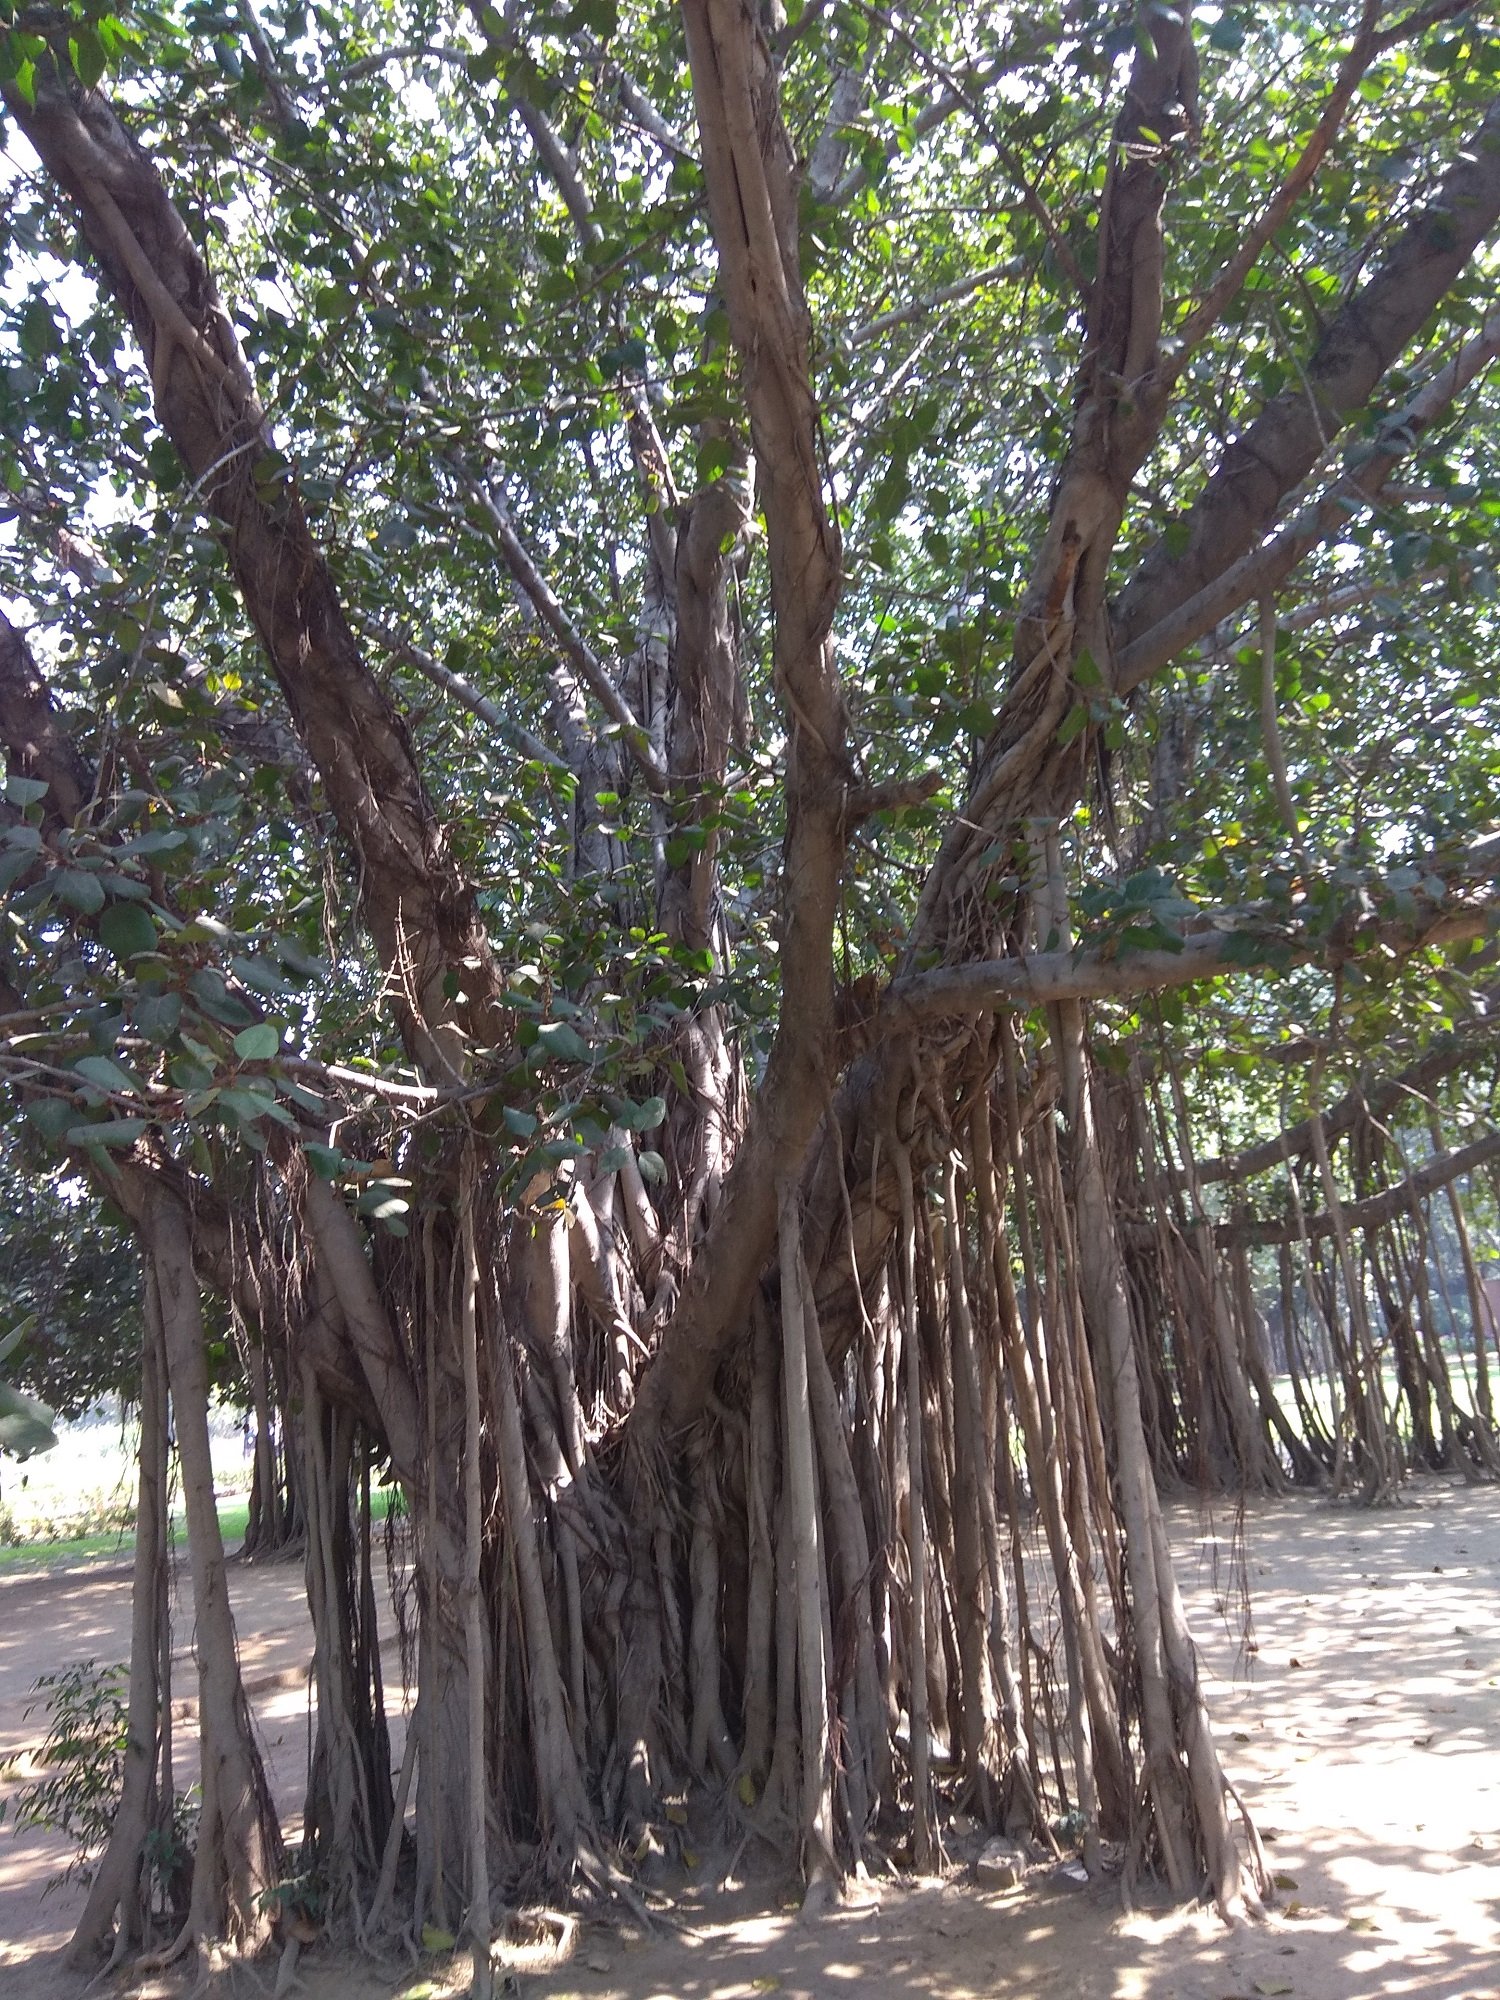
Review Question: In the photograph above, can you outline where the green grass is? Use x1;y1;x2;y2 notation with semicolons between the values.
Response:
0;1487;395;1575
0;1494;254;1575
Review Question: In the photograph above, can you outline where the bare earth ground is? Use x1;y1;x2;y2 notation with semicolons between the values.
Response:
2;1480;1498;2000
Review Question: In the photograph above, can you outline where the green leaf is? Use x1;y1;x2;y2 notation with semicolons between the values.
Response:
1072;649;1102;690
221;1086;295;1127
233;1023;282;1061
64;1117;149;1149
617;1094;666;1132
135;992;183;1044
230;953;299;999
23;1097;75;1142
74;1055;141;1097
535;1019;590;1063
115;828;190;857
0;1377;56;1459
1055;703;1089;748
189;968;258;1027
70;24;108;88
304;1142;344;1180
98;901;158;960
3;775;48;807
358;1191;411;1222
0;1317;35;1375
54;868;106;914
0;848;36;894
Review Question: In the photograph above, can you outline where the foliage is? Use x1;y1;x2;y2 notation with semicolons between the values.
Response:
13;1661;130;1889
0;1156;140;1419
0;0;1493;1193
14;1659;196;1902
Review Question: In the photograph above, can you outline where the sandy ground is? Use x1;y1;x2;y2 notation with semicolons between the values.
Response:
2;1480;1498;2000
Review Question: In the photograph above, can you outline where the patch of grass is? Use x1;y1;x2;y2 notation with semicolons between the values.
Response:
0;1494;243;1574
0;1483;394;1574
0;1526;139;1573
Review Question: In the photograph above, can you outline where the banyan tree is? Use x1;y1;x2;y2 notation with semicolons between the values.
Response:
2;0;1500;1982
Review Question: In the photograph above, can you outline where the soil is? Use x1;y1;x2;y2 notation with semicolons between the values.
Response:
2;1480;1498;2000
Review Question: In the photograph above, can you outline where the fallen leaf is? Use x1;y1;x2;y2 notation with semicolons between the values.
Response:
1347;1916;1377;1932
1272;1873;1298;1891
752;1981;781;1994
419;1925;456;1954
1254;1981;1293;1996
737;1772;757;1807
1288;1658;1303;1669
665;1802;688;1826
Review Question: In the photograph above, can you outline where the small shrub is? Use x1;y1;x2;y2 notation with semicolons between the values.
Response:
15;1661;130;1889
15;1660;194;1908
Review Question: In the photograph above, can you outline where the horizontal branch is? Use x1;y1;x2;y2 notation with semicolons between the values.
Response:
885;849;1500;1024
1222;1131;1500;1246
1189;998;1500;1186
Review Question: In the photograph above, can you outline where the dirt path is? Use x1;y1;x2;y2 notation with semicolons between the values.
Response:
2;1482;1497;2000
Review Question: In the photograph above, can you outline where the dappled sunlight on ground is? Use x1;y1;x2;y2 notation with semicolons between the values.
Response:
2;1481;1498;1999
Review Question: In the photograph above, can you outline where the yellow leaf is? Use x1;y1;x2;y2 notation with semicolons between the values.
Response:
665;1803;688;1826
737;1773;758;1807
419;1925;455;1954
1272;1872;1298;1891
682;1846;700;1868
752;1982;781;1994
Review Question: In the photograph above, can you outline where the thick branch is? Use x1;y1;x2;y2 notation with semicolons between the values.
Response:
6;62;495;1078
888;850;1500;1023
629;0;852;1439
0;611;96;824
1115;97;1500;670
1189;1003;1500;1186
1118;304;1500;690
1222;1131;1500;1246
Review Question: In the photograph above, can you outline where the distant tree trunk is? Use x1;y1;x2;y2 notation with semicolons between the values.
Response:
65;1277;172;1966
138;1186;283;1950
